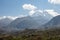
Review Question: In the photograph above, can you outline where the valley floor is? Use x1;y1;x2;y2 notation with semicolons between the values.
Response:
0;28;60;40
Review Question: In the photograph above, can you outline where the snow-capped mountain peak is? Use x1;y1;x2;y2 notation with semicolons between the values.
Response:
0;16;17;20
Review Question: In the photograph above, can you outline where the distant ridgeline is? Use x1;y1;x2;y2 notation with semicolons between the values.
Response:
0;15;60;32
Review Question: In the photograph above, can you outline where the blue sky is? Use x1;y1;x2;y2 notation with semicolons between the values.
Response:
0;0;60;16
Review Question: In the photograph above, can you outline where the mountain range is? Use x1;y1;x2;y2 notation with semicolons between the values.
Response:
0;12;60;32
5;12;53;31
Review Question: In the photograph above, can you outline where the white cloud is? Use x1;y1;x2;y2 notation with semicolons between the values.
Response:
29;10;36;16
7;16;18;20
37;10;43;13
29;10;44;16
45;9;60;16
22;4;44;16
17;15;27;18
48;0;60;4
0;16;17;20
22;4;60;16
22;4;37;16
22;4;37;10
0;15;27;20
